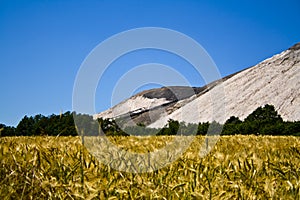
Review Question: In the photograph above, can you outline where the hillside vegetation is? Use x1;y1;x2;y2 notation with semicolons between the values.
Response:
1;104;300;137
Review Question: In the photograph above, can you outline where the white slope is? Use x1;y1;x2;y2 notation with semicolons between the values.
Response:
149;46;300;128
94;95;170;119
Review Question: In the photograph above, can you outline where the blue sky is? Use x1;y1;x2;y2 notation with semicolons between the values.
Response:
0;0;299;126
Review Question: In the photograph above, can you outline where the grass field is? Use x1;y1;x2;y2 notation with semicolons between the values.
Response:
1;135;300;199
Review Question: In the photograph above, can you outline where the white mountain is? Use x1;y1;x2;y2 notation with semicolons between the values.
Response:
94;43;300;128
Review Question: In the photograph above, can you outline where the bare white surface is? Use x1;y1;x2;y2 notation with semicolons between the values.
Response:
150;48;300;127
95;47;300;128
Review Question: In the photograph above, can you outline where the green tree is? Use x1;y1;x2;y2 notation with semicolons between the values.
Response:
208;121;223;135
0;124;16;136
282;121;300;136
222;116;242;135
197;122;209;135
167;119;179;135
243;104;283;135
16;115;35;136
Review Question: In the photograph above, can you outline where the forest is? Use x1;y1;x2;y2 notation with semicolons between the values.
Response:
1;104;300;137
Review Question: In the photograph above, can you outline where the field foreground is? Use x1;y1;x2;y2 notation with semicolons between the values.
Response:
1;136;300;199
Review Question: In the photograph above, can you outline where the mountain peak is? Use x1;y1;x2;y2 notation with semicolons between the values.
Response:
288;42;300;51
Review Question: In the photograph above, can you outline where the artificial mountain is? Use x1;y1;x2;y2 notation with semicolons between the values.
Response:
94;43;300;128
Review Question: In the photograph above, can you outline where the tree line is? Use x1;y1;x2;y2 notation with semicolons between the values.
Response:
0;104;299;137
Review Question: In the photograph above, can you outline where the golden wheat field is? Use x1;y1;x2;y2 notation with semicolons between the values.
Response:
0;135;300;199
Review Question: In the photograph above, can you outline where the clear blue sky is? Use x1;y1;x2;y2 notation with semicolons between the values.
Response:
1;0;299;126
